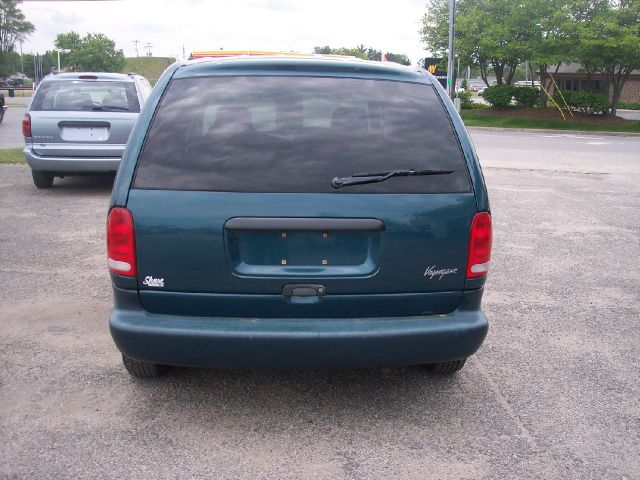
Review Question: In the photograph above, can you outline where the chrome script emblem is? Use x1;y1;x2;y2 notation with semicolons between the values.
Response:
423;265;458;280
142;276;165;287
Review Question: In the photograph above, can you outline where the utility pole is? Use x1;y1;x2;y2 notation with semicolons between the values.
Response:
144;43;153;57
446;0;456;98
132;40;140;57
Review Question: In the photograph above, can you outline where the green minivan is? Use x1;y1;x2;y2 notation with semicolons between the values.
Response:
107;55;492;378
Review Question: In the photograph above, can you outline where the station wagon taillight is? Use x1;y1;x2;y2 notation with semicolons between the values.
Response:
22;113;31;137
466;212;492;278
107;207;137;277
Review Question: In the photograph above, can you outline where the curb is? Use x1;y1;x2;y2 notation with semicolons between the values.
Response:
466;126;640;137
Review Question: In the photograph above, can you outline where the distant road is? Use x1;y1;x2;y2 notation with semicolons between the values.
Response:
469;128;640;175
617;109;640;121
0;96;29;149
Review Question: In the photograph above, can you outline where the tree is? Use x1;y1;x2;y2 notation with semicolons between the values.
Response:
421;0;542;86
314;45;368;60
569;0;640;115
0;0;33;54
0;0;34;76
20;50;59;78
55;31;125;72
529;0;574;106
385;53;411;65
313;45;411;65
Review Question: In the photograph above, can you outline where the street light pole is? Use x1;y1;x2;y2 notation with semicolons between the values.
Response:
446;0;456;98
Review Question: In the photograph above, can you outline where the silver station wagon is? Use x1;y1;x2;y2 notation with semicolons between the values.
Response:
23;72;152;188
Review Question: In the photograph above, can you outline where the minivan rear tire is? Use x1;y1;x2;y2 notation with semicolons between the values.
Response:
429;358;467;374
31;170;54;189
122;355;167;379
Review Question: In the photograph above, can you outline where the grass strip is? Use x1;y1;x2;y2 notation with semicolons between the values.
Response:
0;147;25;164
461;110;640;133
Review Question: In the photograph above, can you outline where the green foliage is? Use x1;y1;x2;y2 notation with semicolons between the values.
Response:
54;31;81;51
314;45;367;60
454;90;474;109
567;1;640;114
555;90;610;115
420;0;640;115
482;85;538;109
460;109;640;133
512;87;539;108
18;50;59;78
0;0;34;53
615;99;640;110
55;31;125;72
482;85;514;109
313;45;411;65
0;0;35;76
421;0;547;85
384;53;411;66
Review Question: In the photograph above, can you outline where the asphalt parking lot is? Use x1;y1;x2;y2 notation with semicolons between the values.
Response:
1;130;639;479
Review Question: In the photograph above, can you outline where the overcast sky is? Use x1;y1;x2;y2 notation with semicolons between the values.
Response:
20;0;430;64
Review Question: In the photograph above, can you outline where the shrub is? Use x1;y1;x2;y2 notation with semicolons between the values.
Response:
512;87;538;108
482;85;514;109
627;102;640;110
555;91;609;115
617;99;627;109
454;91;474;109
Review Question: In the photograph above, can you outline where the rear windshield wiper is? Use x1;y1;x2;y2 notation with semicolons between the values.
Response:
331;169;454;189
92;106;130;111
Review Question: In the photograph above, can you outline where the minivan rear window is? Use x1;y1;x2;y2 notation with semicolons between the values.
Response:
134;76;471;193
31;80;140;113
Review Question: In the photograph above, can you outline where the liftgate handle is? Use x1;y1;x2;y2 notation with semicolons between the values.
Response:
282;284;326;297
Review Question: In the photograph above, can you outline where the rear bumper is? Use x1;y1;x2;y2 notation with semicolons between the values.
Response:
23;147;120;173
110;287;489;369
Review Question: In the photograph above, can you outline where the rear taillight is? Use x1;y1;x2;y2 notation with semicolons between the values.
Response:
107;207;137;277
466;212;492;278
22;113;32;137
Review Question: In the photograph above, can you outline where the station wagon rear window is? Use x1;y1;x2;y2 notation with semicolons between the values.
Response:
134;76;471;193
31;81;140;113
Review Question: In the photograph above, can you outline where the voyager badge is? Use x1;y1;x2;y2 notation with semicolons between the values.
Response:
424;266;458;280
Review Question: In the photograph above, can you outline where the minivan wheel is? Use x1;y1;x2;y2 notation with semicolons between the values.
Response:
31;170;54;189
429;358;467;374
122;355;167;379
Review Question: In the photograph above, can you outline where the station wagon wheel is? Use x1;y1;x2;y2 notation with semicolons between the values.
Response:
31;170;54;189
428;358;467;374
122;355;168;379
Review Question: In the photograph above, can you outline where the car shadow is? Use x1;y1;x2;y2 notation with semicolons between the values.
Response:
123;365;469;426
47;173;116;196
